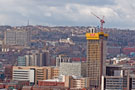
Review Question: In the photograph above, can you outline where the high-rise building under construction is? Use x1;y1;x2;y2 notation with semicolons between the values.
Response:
85;28;108;89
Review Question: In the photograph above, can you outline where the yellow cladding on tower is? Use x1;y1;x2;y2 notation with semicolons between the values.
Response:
86;33;99;40
86;32;108;40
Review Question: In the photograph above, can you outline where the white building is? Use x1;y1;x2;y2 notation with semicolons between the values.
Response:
59;38;75;45
13;69;35;83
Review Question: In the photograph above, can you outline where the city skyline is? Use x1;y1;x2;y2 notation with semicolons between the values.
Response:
0;0;134;29
1;21;135;89
0;0;135;89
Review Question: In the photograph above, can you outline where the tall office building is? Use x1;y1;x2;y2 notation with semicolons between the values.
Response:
85;28;108;89
17;50;50;66
4;29;30;46
17;56;26;66
38;50;50;66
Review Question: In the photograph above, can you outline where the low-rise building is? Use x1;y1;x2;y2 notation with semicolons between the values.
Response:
37;75;89;89
104;76;128;90
13;69;34;84
12;66;59;84
38;79;64;87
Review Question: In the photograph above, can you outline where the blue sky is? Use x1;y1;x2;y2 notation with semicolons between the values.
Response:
0;0;135;29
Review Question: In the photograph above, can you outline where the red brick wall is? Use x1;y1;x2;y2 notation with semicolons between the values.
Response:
38;81;64;86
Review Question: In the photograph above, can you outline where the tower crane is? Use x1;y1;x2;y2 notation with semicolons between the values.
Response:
91;12;105;32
